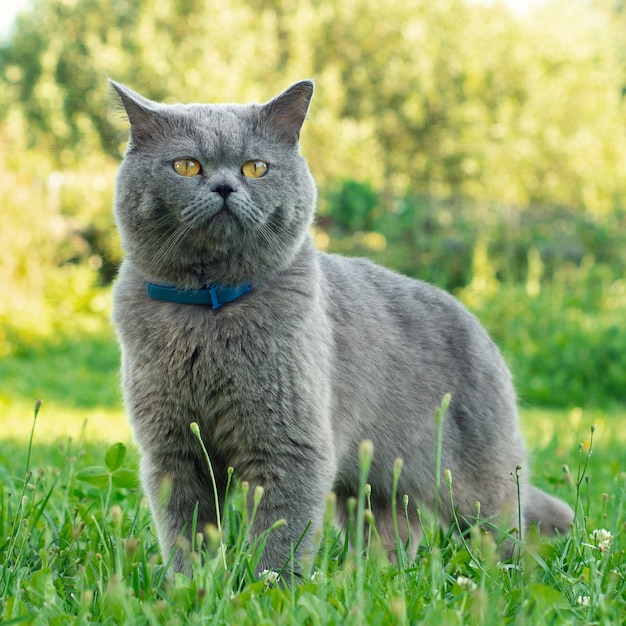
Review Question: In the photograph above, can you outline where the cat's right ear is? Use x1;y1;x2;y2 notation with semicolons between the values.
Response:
109;80;162;144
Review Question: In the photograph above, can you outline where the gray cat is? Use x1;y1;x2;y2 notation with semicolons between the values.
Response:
110;79;573;576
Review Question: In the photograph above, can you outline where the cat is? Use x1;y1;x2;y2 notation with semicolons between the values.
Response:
110;79;574;576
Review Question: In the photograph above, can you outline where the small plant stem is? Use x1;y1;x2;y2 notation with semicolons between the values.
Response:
190;421;226;568
513;464;523;574
391;458;404;568
403;495;412;555
25;398;43;476
3;472;33;590
573;425;596;533
430;394;450;603
223;466;234;523
319;491;337;576
433;393;451;534
364;483;372;558
191;502;199;552
278;519;311;580
445;469;481;574
515;466;523;541
355;440;374;617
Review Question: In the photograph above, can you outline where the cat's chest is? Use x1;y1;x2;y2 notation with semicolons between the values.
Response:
120;302;279;433
113;259;329;424
129;300;273;380
116;279;319;391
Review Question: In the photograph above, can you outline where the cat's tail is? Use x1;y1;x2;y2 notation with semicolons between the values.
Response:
525;486;574;535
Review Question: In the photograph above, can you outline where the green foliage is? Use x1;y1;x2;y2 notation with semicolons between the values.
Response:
323;185;626;286
0;320;120;411
2;0;626;209
460;249;626;407
0;403;624;624
76;442;139;490
324;180;380;232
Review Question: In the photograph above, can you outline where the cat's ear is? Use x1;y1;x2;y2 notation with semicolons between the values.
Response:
109;80;162;144
261;80;314;143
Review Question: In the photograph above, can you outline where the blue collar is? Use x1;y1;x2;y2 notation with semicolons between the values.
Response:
146;282;250;308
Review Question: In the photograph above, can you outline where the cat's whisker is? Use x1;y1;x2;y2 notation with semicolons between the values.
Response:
181;199;210;227
143;226;180;270
261;212;287;248
144;222;192;279
245;211;277;249
256;225;273;249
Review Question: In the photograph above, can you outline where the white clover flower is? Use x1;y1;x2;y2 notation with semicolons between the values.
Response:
456;575;477;592
577;595;590;607
261;569;280;587
311;571;327;584
590;529;613;553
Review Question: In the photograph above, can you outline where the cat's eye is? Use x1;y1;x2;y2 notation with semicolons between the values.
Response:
241;160;269;179
173;159;201;177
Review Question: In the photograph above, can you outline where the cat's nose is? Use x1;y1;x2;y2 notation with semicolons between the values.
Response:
213;184;235;199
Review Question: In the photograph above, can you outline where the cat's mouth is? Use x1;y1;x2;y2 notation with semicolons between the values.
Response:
211;202;240;224
181;198;241;229
218;200;232;213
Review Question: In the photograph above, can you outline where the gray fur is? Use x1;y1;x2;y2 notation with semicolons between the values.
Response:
110;80;573;574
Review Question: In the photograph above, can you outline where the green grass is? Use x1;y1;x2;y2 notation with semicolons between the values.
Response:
0;318;128;444
1;313;624;623
0;398;624;624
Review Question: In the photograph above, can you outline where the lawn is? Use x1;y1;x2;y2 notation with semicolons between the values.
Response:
1;327;624;624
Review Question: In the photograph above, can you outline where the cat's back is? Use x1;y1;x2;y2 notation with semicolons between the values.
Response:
319;251;498;360
317;251;518;450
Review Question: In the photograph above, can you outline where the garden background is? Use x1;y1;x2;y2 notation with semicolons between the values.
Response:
0;0;624;623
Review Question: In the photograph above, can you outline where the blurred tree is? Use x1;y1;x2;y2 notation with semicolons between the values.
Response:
1;0;626;295
2;0;625;211
591;0;626;85
310;0;626;212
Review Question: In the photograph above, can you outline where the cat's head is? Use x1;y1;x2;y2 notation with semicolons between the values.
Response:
111;80;316;288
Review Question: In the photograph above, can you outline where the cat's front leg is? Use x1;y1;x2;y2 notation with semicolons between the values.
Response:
240;449;336;577
140;451;219;576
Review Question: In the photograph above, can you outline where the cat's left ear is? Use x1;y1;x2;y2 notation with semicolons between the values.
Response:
261;80;314;143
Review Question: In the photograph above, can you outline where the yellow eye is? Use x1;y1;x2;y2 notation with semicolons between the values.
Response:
241;160;268;179
173;159;201;177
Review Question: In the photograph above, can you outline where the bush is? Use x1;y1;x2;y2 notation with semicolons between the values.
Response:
460;253;626;407
322;181;626;290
